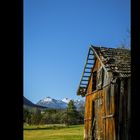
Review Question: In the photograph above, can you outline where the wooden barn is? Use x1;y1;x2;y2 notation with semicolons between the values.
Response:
77;45;131;140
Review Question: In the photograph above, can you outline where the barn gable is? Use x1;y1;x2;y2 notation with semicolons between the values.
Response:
77;45;131;97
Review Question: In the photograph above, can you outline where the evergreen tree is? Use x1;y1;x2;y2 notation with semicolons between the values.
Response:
31;108;42;125
23;108;32;125
67;100;79;125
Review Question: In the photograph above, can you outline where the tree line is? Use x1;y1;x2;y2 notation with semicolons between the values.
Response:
24;100;84;125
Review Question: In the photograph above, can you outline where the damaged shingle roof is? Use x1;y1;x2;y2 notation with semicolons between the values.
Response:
77;45;131;96
91;45;131;77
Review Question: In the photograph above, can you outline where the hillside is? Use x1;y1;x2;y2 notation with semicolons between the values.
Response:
23;96;47;110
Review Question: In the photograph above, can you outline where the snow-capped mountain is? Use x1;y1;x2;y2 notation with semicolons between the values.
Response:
36;97;85;109
36;97;67;109
74;99;85;109
62;98;71;104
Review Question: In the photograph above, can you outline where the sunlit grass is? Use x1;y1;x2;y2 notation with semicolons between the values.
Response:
24;124;84;140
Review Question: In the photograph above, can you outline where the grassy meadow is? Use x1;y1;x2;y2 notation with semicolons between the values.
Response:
24;124;84;140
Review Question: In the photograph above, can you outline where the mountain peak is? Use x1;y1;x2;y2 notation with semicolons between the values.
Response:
44;96;51;99
41;96;54;102
36;96;85;109
62;98;71;103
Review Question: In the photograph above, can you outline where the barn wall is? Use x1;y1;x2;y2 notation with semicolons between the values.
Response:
84;84;117;140
84;58;101;139
84;90;103;139
84;58;117;140
105;82;116;140
84;56;131;140
115;78;131;140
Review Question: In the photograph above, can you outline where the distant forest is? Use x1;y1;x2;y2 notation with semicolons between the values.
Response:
24;100;85;125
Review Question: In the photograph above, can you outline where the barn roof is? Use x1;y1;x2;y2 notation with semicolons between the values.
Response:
77;45;131;96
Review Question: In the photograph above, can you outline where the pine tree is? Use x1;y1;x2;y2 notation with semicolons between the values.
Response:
67;100;79;125
31;108;42;125
23;108;32;125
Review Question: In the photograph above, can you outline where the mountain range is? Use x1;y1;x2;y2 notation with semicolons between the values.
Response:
36;96;85;109
24;96;85;110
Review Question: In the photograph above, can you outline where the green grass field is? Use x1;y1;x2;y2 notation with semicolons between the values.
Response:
24;124;84;140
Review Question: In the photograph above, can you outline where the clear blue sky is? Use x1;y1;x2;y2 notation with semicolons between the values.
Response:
24;0;130;103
